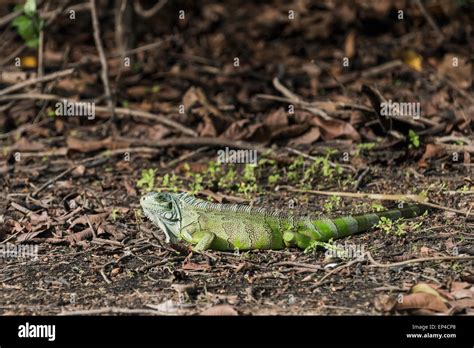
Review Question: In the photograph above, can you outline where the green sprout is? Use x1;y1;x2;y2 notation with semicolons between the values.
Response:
111;208;120;221
137;168;156;192
12;0;43;48
408;129;420;149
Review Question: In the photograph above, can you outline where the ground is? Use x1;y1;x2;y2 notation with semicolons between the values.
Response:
0;0;473;316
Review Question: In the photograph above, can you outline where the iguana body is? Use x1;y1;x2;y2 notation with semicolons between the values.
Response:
140;192;428;251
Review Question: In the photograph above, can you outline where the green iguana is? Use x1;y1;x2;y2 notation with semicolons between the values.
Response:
140;192;428;251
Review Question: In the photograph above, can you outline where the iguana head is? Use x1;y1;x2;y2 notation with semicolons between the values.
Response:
140;192;183;243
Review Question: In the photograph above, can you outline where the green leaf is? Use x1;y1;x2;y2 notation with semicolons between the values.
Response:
26;37;39;48
24;0;37;16
12;15;30;31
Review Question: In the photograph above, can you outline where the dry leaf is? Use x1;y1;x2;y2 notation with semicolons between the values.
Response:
411;283;447;302
450;281;471;292
200;304;238;316
437;54;471;89
401;49;423;72
65;227;94;243
72;165;86;177
182;261;211;271
451;289;473;300
148;300;181;314
419;246;436;257
418;144;447;168
126;86;149;98
310;116;360;141
70;213;109;228
448;298;474;314
344;30;356;59
13;138;45;152
289;127;321;145
66;136;131;153
395;293;448;313
16;230;46;243
374;294;397;312
29;211;49;225
21;56;37;68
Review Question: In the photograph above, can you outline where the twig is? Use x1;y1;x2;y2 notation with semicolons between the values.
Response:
272;261;321;271
414;0;444;41
310;258;362;288
277;186;470;215
0;272;26;283
354;167;370;190
273;77;333;120
0;45;26;66
0;93;197;136
127;136;267;153
366;251;474;268
59;306;177;316
255;94;373;114
85;215;97;239
285;147;356;172
99;267;112;284
31;165;77;198
0;10;22;27
90;0;114;115
319;60;403;89
37;19;45;78
133;0;167;18
10;202;36;216
167;146;210;167
109;107;196;136
0;68;74;96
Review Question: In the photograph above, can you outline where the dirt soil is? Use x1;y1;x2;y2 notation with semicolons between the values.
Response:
0;0;473;316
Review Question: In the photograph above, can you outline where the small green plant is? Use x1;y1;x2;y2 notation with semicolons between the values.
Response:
457;185;473;193
47;108;56;117
137;168;156;192
287;156;305;182
268;173;280;185
313;153;342;179
376;216;423;237
408;129;420;149
376;216;397;235
243;163;257;183
188;173;204;195
237;181;258;199
161;173;180;192
111;208;120;221
206;161;221;181
371;203;385;212
304;239;336;254
287;154;343;188
12;0;43;48
218;167;236;189
355;142;376;156
323;195;341;213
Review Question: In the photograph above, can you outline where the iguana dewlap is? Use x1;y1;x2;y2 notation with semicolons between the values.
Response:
140;191;428;251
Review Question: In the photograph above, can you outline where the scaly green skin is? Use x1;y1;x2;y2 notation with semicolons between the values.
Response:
140;192;428;251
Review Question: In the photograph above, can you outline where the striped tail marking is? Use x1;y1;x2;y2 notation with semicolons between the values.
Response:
308;204;428;242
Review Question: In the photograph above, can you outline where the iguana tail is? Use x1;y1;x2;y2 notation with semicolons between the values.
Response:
285;204;429;248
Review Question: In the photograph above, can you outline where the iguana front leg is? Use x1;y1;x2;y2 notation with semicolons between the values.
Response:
283;231;312;249
190;231;216;251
